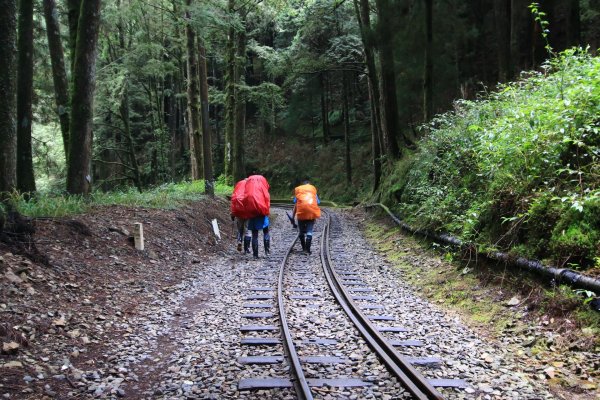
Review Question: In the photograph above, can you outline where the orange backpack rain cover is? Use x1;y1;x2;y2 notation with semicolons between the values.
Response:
243;175;271;217
231;179;255;219
294;184;321;220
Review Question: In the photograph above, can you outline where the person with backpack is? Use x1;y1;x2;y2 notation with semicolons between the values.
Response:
292;178;321;254
243;174;271;259
230;179;251;253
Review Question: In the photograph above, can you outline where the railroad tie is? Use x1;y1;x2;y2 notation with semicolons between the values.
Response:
238;356;284;364
240;337;281;346
241;312;275;318
389;339;424;347
239;325;278;332
242;303;273;308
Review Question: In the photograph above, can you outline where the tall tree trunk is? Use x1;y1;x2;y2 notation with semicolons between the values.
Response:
224;0;235;179
185;1;203;180
16;0;36;193
355;0;383;190
511;0;533;73
0;0;18;198
319;72;329;144
233;25;246;183
67;0;82;72
423;0;433;122
494;0;512;82
119;78;142;192
374;0;401;158
547;0;581;52
198;41;214;195
66;0;101;195
369;86;381;192
342;72;352;184
43;0;70;160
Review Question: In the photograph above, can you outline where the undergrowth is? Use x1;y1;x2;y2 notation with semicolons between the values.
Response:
5;179;232;218
378;48;600;270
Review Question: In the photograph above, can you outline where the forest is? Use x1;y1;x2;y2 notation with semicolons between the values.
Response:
0;0;599;270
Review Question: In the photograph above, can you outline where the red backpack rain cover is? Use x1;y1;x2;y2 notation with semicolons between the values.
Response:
243;175;271;217
231;179;254;219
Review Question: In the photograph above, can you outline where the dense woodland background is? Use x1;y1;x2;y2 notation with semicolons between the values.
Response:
0;0;599;269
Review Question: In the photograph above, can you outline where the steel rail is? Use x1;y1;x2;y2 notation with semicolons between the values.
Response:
277;233;314;400
319;212;445;400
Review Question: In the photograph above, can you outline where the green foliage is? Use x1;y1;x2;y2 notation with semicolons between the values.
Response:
32;123;67;192
12;181;233;218
380;49;600;269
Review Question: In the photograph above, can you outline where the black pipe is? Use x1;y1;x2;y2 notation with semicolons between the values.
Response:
365;203;600;295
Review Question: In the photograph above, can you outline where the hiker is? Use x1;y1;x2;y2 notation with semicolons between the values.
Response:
292;178;321;254
230;179;251;253
244;174;271;259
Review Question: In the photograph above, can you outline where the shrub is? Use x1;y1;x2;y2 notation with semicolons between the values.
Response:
380;48;600;269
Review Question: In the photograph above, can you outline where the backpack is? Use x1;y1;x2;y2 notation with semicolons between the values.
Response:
243;175;271;217
231;179;254;219
294;184;321;220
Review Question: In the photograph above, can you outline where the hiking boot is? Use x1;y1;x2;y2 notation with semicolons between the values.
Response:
237;242;242;252
252;240;259;259
264;239;270;256
299;234;306;251
305;236;312;254
244;237;251;254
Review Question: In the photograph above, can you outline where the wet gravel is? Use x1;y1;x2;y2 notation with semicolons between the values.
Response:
31;207;557;399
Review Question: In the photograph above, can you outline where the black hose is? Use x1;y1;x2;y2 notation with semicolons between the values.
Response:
365;203;600;295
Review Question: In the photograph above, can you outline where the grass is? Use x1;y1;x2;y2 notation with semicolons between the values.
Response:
7;180;233;218
364;216;599;342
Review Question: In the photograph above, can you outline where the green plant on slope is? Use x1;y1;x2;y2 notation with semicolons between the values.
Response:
381;49;600;269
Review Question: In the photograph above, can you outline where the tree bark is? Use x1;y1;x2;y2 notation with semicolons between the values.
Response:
224;0;235;179
342;72;352;184
423;0;433;122
43;0;70;160
16;0;36;193
0;0;18;197
547;0;581;52
66;0;102;195
374;0;401;158
67;0;82;72
369;86;381;192
198;41;214;195
355;0;383;189
185;2;203;180
320;72;329;144
233;24;246;183
511;0;534;73
493;0;512;82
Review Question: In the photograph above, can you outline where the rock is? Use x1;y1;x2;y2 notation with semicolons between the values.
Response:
579;382;596;390
67;329;81;338
506;296;520;306
3;361;23;368
4;270;23;284
2;341;20;354
544;367;556;379
52;317;66;327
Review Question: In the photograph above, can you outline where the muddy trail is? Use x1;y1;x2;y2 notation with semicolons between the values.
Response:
1;198;598;399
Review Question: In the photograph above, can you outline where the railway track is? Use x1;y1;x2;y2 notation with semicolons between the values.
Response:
237;208;466;399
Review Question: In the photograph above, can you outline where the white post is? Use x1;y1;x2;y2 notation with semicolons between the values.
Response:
134;222;144;251
211;219;221;240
